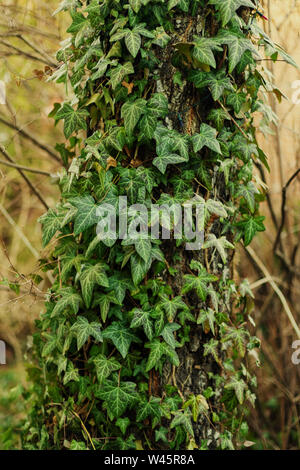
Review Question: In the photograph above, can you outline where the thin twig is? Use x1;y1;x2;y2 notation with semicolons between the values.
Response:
0;158;52;176
273;167;300;254
245;245;300;340
0;146;49;209
0;115;60;162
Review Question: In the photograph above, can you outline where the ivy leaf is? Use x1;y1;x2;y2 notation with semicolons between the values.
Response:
236;215;265;246
209;0;256;27
226;92;247;114
217;30;259;73
147;93;169;118
168;0;180;9
161;323;181;349
170;411;194;437
71;316;103;350
208;108;229;131
182;269;218;301
102;321;141;358
152;26;171;48
193;37;222;68
235;181;259;213
39;208;65;247
159;294;187;322
108;274;134;304
63;363;80;385
121;99;147;134
183;394;209;422
79;263;109;308
139;112;157;140
42;333;57;357
225;376;247;404
191;124;221;154
125;30;142;58
70;195;99;235
56;104;89;139
221;324;249;357
202;234;234;264
153;153;187;174
136;397;161;422
129;0;142;13
110;62;134;90
90;354;121;384
203;338;220;362
51;288;82;317
93;292;120;322
116;417;131;435
197;308;217;335
145;339;166;372
130;253;151;285
130;308;153;340
96;378;137;418
134;238;152;263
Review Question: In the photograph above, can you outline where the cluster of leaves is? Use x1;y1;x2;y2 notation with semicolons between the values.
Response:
21;0;293;451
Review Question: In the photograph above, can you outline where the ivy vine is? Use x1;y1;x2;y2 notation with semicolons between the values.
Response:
21;0;295;451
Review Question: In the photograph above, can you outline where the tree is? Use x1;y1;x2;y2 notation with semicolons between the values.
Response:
22;0;292;450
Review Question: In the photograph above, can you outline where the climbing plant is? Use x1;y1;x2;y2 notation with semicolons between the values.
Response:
22;0;295;450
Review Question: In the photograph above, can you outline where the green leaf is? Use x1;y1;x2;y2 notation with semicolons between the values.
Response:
221;324;249;357
130;253;151;285
102;321;141;358
153;153;187;174
79;263;109;308
217;30;258;73
110;62;134;90
139;113;157;140
225;376;247;404
182;269;218;301
121;99;147;134
71;316;103;350
203;338;220;362
39;208;65;247
56;104;89;139
226;92;247;114
145;339;166;372
170;411;194;437
168;0;180;9
63;363;80;385
70;195;99;235
152;26;171;48
96;378;137;418
197;308;217;335
236;215;265;246
193;37;222;68
90;354;121;384
129;0;142;13
202;234;234;264
209;0;256;27
235;181;259;213
116;417;131;435
51;288;82;317
125;30;141;58
159;295;187;322
161;323;181;349
135;238;152;263
130;308;153;340
147;93;169;118
183;394;209;422
136;397;161;422
191;124;221;154
42;333;57;357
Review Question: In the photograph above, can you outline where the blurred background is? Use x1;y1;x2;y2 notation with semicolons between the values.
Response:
0;0;299;450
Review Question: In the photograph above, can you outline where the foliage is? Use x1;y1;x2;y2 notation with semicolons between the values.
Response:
21;0;293;451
